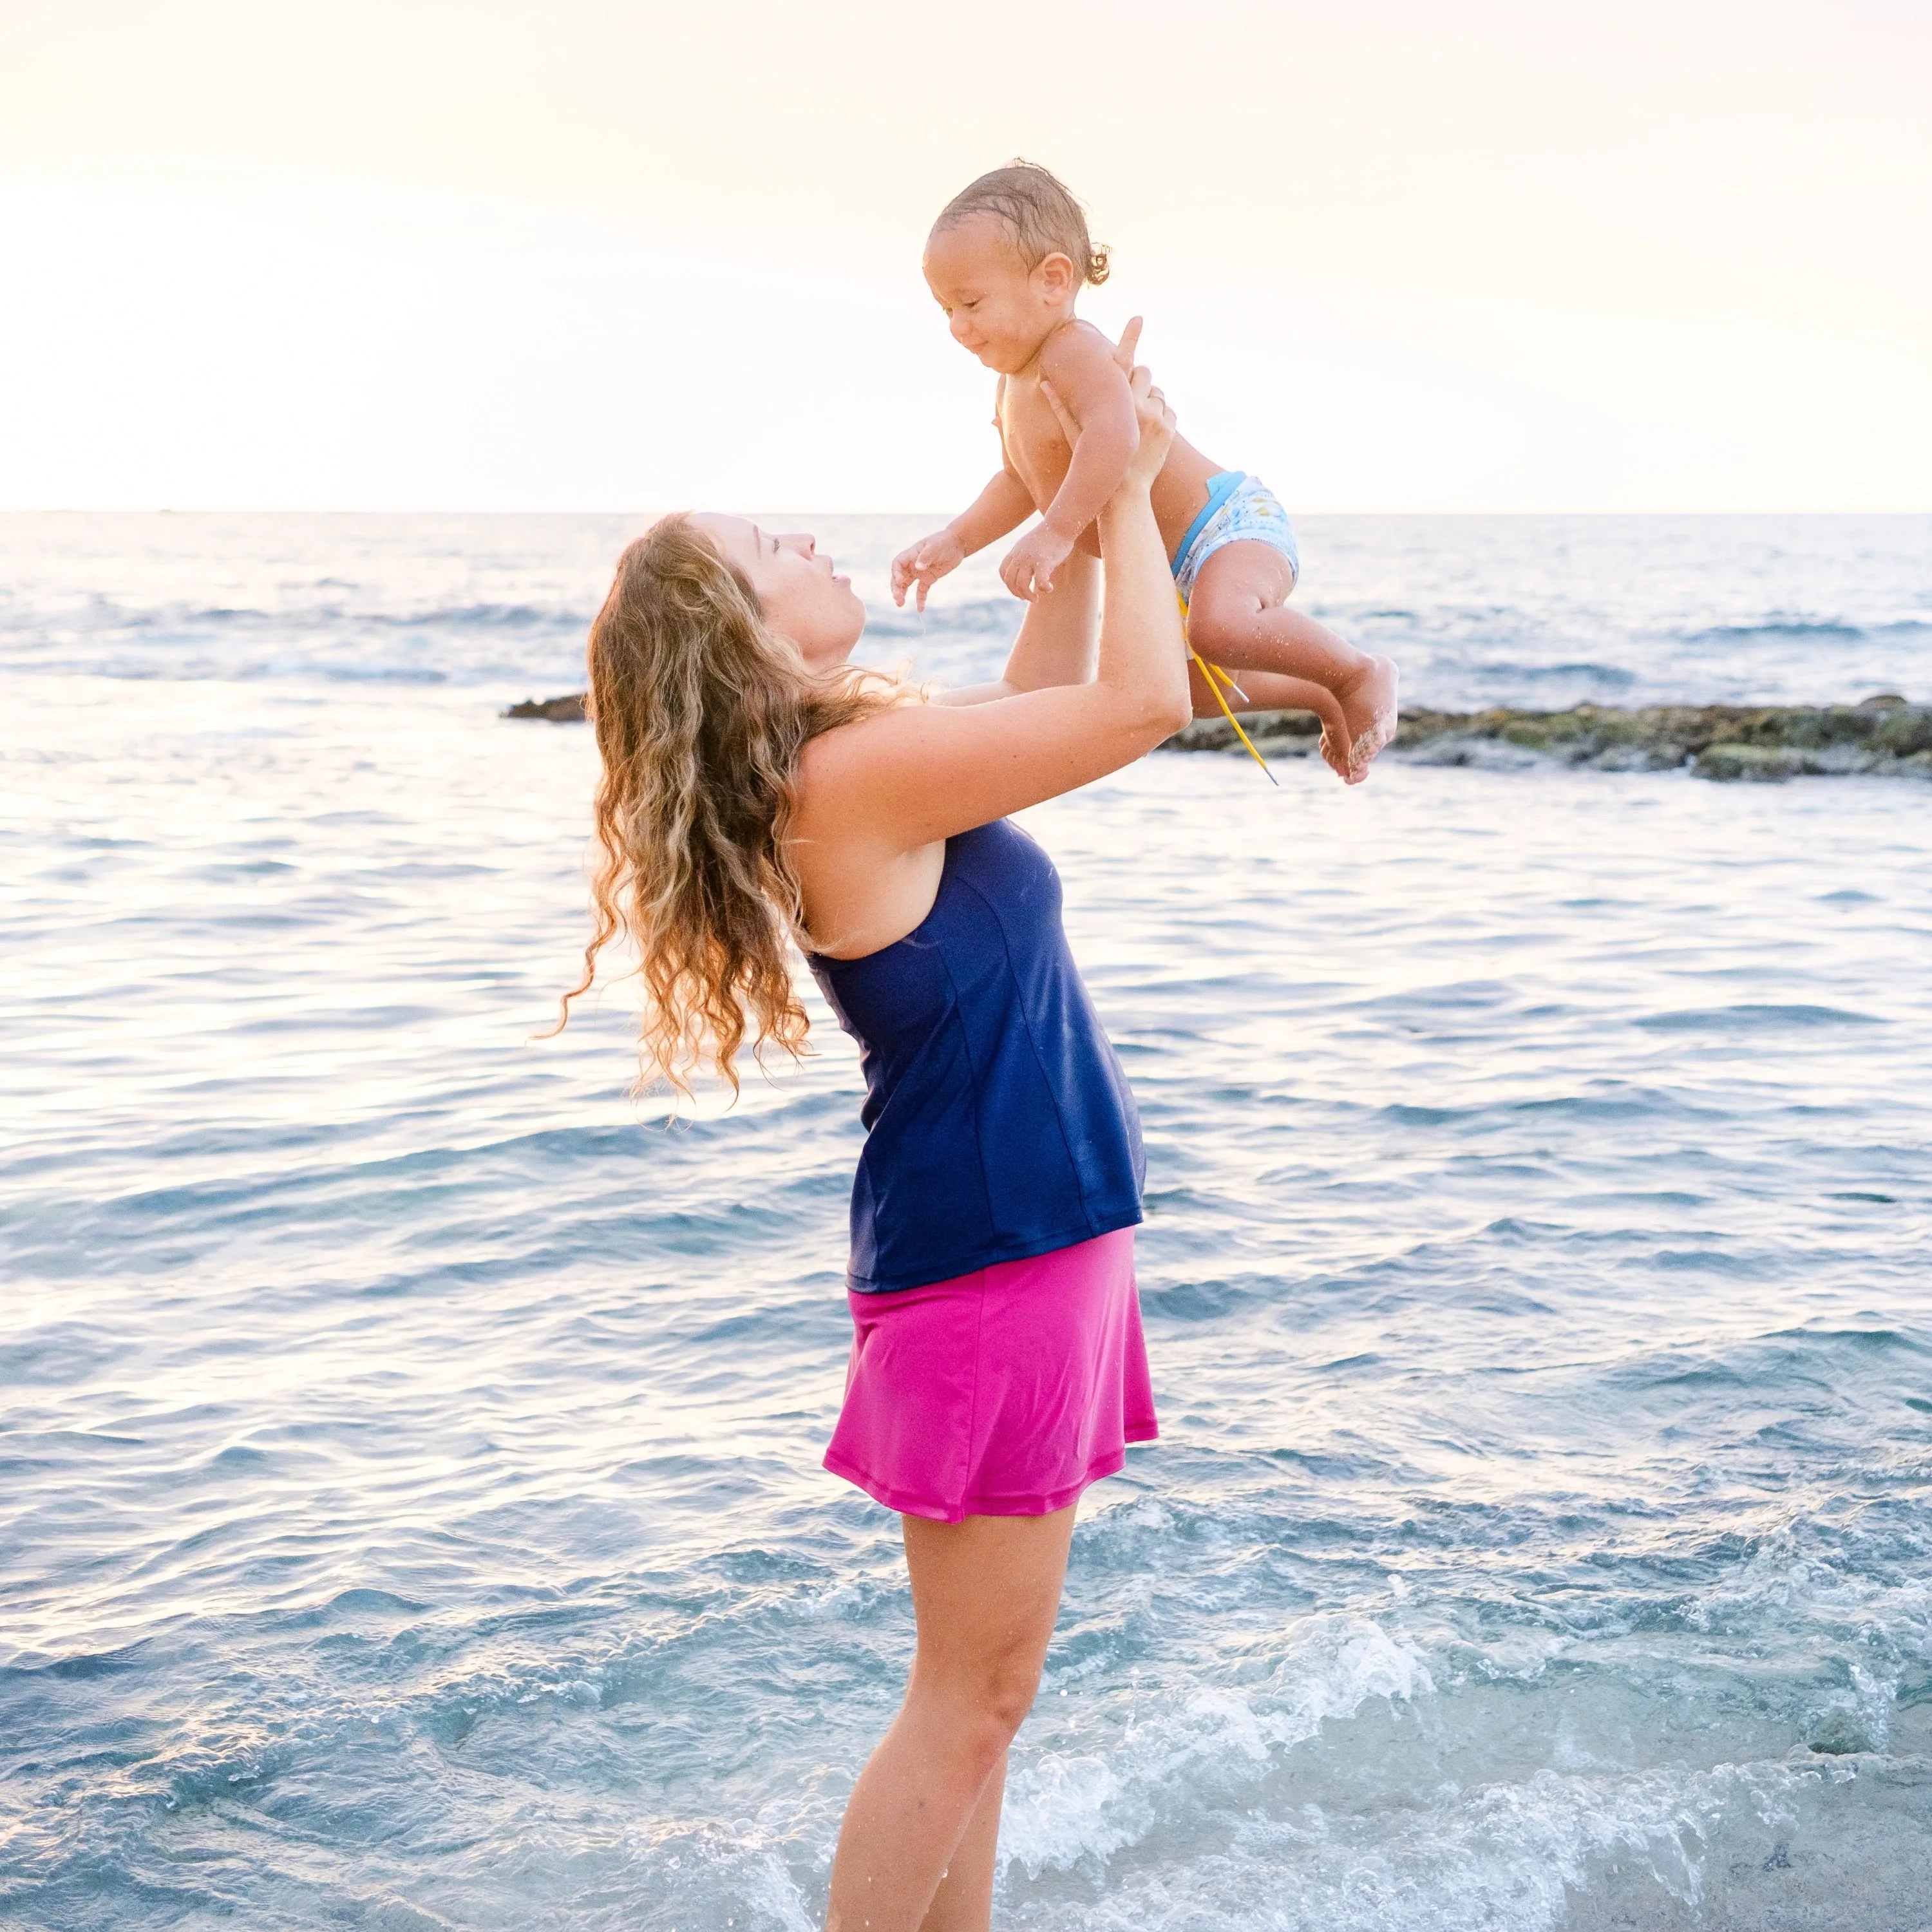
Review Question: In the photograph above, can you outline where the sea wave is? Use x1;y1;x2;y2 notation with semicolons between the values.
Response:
1459;658;1640;687
1683;618;1871;644
0;597;592;636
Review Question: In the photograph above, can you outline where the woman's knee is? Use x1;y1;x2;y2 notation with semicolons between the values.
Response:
898;1505;1074;1762
915;1651;1045;1752
979;1656;1045;1740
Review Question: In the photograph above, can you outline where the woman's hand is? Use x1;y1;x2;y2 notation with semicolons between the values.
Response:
1119;365;1175;491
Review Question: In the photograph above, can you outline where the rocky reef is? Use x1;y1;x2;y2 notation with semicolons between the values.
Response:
504;694;588;722
506;690;1932;781
1165;695;1932;781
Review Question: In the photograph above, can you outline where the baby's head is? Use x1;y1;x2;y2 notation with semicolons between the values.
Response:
923;162;1109;374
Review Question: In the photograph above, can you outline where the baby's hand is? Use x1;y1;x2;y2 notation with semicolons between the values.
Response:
891;528;965;610
999;524;1075;602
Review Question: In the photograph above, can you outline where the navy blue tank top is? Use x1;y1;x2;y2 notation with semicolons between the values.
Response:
808;820;1144;1293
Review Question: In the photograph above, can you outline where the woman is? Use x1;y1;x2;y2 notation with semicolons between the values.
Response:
563;361;1215;1929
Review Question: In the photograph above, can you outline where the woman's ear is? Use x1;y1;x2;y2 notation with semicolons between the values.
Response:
1036;251;1075;303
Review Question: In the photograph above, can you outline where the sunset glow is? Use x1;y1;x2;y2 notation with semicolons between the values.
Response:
3;0;1927;509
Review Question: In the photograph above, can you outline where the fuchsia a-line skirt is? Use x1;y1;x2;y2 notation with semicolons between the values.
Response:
822;1227;1158;1524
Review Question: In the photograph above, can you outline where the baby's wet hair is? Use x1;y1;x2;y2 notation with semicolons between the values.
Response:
934;160;1110;287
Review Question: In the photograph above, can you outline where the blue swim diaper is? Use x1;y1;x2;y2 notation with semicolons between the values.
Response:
1171;472;1301;609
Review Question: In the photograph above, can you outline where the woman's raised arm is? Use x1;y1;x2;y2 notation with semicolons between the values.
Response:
934;320;1141;710
931;550;1101;708
799;364;1189;853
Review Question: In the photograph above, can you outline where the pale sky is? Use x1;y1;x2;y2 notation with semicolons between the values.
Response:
2;0;1928;511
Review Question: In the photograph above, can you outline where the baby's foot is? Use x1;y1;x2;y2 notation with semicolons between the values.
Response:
1338;655;1399;784
1295;692;1351;779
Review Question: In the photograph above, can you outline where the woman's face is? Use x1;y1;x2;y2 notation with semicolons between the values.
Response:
691;514;865;671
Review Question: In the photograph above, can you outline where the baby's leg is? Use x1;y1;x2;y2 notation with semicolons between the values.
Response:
1186;541;1398;782
1188;657;1351;779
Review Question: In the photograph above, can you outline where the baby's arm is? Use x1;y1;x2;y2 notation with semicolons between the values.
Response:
952;466;1038;559
891;383;1039;610
1001;325;1140;600
890;468;1034;611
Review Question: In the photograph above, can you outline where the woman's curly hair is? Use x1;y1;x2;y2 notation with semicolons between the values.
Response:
548;515;904;1101
934;159;1111;286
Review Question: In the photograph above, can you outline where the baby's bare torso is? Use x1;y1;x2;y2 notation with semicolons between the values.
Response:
998;323;1224;558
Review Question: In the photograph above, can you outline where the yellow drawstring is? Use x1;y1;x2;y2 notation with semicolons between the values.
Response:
1175;585;1276;784
1191;652;1278;786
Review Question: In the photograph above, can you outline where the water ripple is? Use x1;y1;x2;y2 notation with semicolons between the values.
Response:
3;517;1930;1929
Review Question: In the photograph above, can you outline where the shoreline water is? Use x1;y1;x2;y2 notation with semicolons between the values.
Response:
8;511;1931;1929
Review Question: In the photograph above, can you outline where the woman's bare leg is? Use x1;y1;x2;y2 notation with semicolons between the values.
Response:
824;1507;1075;1932
916;1748;1007;1932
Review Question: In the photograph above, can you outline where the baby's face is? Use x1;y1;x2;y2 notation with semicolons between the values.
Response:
923;214;1070;374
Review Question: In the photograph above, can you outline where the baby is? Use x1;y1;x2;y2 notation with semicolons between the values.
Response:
891;162;1398;781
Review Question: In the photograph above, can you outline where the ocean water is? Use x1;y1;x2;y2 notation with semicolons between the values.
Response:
3;512;1930;1932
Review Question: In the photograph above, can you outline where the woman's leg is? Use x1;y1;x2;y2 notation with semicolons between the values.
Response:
916;1748;1007;1932
824;1506;1076;1932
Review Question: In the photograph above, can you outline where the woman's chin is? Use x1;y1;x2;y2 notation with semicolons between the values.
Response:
815;600;867;666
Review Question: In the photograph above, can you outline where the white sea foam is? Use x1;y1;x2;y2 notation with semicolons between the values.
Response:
998;1756;1859;1932
1001;1613;1435;1877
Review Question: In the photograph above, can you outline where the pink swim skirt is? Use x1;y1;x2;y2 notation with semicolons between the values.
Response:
823;1227;1157;1524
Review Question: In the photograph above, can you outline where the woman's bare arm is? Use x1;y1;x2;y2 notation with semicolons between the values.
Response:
936;323;1143;706
799;369;1188;853
932;548;1099;708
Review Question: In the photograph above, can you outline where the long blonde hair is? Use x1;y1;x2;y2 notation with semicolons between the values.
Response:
550;515;902;1099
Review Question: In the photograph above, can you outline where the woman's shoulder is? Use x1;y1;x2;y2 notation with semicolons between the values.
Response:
789;682;924;833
